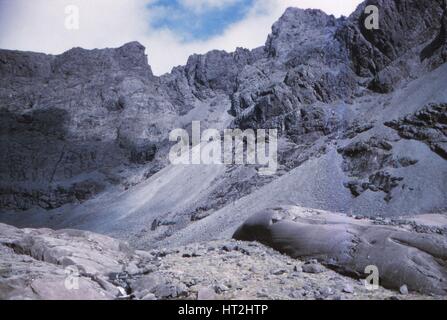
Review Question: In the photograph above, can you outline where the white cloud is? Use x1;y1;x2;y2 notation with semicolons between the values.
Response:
179;0;242;13
0;0;363;75
0;0;150;55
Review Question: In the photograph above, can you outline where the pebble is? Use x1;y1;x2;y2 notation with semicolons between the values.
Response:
222;243;238;252
302;263;325;274
302;285;311;291
248;266;257;273
271;268;287;275
399;285;409;295
342;284;354;294
154;284;177;298
256;289;269;298
125;263;141;275
214;283;229;293
197;287;217;300
176;283;188;296
319;287;334;297
293;265;302;272
141;293;156;300
117;286;127;296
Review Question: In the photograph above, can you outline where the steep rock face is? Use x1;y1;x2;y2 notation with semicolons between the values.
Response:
159;47;263;114
184;48;260;94
51;42;153;78
0;42;185;210
338;0;447;91
265;8;338;59
385;103;447;160
230;8;359;135
232;0;447;134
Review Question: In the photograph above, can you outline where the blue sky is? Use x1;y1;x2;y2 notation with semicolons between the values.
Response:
148;0;255;41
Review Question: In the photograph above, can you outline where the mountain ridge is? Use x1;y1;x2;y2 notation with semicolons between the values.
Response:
0;0;446;249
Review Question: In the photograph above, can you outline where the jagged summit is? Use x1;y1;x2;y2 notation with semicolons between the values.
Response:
0;41;152;80
274;7;336;30
265;7;338;60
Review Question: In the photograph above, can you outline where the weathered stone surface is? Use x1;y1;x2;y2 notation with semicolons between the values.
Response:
233;208;447;296
0;42;194;211
0;223;132;299
385;103;447;160
337;0;446;80
0;0;446;301
2;221;445;300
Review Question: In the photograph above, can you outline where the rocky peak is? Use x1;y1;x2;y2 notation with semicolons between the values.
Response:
114;41;153;76
52;41;153;78
265;8;338;59
0;50;53;79
182;47;258;94
338;0;447;81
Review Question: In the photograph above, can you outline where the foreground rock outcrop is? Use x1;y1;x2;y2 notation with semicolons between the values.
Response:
233;207;447;296
0;222;444;300
0;223;134;299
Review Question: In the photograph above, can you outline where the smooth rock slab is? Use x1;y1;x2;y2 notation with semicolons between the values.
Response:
233;207;447;296
0;223;134;300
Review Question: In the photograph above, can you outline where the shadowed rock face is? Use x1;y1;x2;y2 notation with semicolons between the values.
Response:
0;42;199;211
233;209;447;296
338;0;447;76
385;103;447;160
